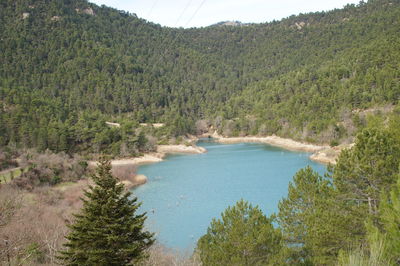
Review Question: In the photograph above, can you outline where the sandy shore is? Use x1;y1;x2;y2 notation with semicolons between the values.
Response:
118;174;148;189
92;136;345;190
309;143;354;164
309;149;339;164
64;135;348;193
214;135;328;153
88;144;207;188
112;144;207;165
157;144;206;154
210;133;344;164
110;153;164;166
89;144;207;168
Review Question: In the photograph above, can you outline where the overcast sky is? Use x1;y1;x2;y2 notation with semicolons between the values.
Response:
89;0;362;28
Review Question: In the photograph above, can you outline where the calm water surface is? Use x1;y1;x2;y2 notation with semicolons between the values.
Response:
133;140;326;252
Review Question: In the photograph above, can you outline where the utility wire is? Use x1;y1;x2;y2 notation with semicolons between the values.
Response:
145;0;207;77
174;0;194;27
146;0;159;18
184;0;207;28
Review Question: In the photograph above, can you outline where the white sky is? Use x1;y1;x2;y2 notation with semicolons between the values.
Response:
89;0;362;28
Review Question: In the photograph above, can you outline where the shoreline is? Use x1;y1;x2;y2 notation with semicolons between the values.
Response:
109;144;207;167
206;132;341;165
213;135;327;153
88;144;207;168
91;135;345;188
103;144;207;188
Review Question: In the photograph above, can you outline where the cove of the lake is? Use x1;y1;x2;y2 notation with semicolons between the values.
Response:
132;140;326;252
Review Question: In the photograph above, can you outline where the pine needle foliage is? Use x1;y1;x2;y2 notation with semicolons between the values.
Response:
197;199;283;266
59;158;154;266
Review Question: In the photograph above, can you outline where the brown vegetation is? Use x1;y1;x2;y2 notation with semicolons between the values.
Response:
0;156;187;265
0;149;91;264
0;143;212;265
111;164;137;183
0;185;73;265
0;148;18;171
1;181;196;265
140;245;201;266
12;151;87;190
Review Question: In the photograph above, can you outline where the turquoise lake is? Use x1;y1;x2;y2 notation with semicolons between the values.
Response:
133;140;326;252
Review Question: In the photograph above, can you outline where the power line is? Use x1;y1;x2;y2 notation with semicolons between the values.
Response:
174;0;194;27
184;0;207;28
146;0;159;18
145;0;207;76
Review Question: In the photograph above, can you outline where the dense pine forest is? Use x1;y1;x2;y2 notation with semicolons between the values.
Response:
1;0;400;155
2;0;400;265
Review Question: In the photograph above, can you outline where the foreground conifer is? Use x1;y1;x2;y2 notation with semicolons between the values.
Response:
59;158;154;265
197;199;283;265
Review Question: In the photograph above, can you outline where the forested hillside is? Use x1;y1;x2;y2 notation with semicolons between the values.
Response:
1;0;399;154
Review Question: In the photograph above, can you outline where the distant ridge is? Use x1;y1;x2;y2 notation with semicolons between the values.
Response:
212;20;251;27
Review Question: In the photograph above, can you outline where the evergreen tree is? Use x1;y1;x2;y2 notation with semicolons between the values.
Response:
59;158;154;266
278;166;335;264
197;199;283;266
337;176;400;266
135;131;148;152
333;128;400;216
306;128;400;264
368;175;400;264
2;0;400;152
278;166;365;265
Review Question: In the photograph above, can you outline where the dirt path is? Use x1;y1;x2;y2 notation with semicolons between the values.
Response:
0;167;22;184
0;166;21;176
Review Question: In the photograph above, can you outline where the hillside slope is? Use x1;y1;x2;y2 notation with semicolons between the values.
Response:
1;0;399;153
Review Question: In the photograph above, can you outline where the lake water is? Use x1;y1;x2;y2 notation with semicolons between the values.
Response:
133;140;326;252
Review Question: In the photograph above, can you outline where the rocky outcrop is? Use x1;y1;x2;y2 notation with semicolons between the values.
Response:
139;123;165;128
295;21;306;30
75;7;95;16
83;8;95;16
106;121;121;128
51;16;61;21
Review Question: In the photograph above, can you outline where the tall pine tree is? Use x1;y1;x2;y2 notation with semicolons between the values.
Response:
333;128;400;215
197;199;283;265
59;158;154;265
